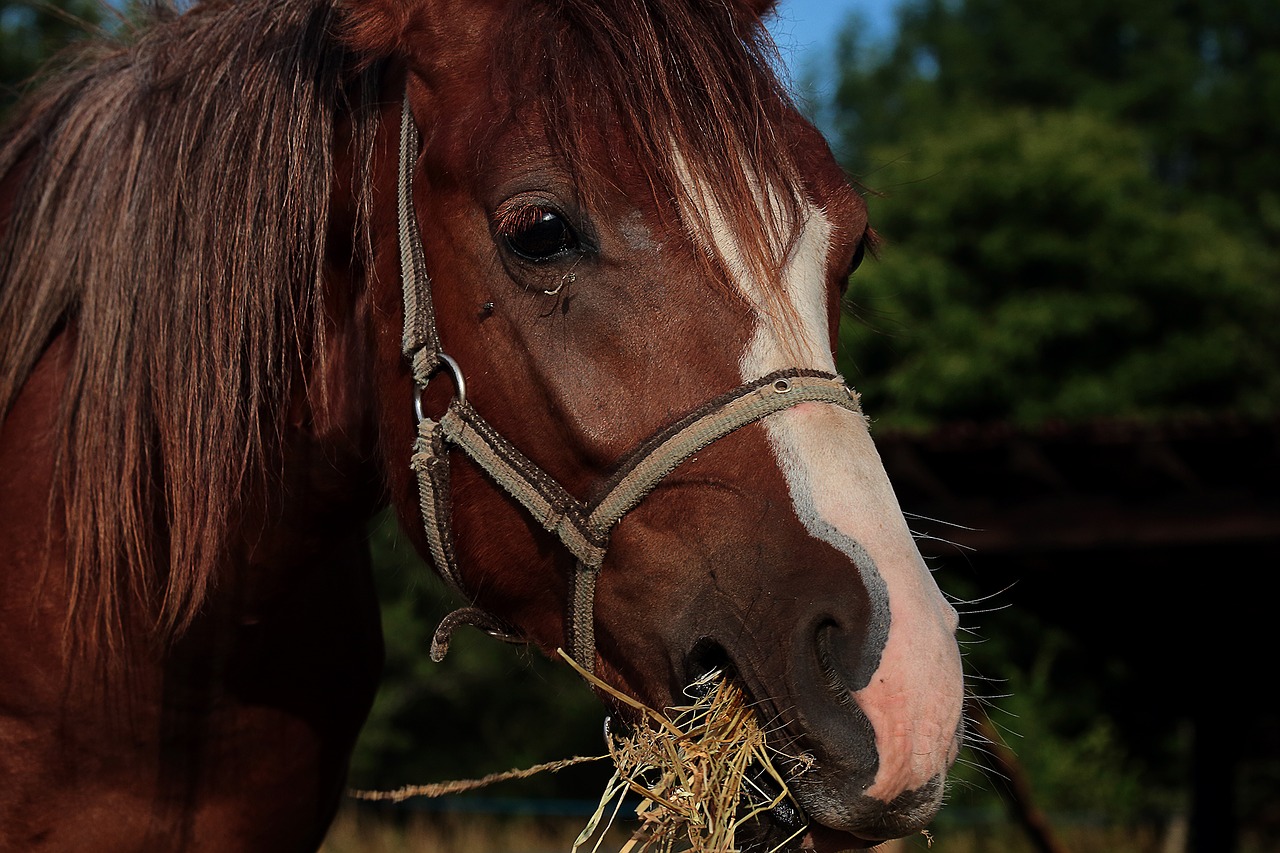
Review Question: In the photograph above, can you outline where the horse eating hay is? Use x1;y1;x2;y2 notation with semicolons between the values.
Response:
0;0;965;849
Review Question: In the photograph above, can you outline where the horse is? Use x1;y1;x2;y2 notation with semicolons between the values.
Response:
0;0;965;849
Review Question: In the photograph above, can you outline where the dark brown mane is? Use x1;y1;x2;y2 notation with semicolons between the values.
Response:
0;0;380;650
496;0;807;292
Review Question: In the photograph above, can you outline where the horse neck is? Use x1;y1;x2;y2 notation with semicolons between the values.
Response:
226;280;383;622
0;318;380;646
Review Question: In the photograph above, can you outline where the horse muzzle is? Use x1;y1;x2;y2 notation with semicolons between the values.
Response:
683;605;963;849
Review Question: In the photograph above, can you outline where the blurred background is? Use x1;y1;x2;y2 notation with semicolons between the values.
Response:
4;1;1277;851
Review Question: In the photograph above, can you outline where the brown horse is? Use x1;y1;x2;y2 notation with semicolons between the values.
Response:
0;0;964;849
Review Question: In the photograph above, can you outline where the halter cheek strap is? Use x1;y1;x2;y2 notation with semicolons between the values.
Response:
397;95;863;673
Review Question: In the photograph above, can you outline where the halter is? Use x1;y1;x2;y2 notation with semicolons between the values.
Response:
397;95;863;674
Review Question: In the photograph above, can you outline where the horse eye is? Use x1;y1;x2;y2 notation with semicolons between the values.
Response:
839;240;867;295
847;240;867;277
501;207;578;262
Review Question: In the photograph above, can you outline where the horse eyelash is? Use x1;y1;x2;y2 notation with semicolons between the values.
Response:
492;199;557;236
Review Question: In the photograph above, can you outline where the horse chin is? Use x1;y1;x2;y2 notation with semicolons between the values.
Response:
730;760;943;852
724;773;915;853
730;801;879;853
795;824;881;852
679;644;947;852
788;778;947;850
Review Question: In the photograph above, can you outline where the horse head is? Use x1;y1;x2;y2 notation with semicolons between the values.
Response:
344;0;965;846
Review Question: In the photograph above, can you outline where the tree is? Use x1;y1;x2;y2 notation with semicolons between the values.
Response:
833;0;1280;240
826;0;1280;429
838;107;1280;429
1;0;105;116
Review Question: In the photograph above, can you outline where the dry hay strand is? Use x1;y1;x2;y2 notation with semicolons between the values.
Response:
347;754;605;803
561;650;809;853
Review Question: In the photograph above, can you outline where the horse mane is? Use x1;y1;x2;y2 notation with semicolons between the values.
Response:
0;0;381;651
494;0;808;296
0;0;812;653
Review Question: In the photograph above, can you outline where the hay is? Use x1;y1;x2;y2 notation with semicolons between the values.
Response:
561;651;808;853
348;754;606;803
347;649;809;853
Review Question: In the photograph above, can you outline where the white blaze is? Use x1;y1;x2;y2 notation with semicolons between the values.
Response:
679;156;963;799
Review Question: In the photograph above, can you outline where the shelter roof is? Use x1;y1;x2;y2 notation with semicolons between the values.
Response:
875;414;1280;557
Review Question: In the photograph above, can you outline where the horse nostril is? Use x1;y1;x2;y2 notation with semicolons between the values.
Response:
815;619;878;695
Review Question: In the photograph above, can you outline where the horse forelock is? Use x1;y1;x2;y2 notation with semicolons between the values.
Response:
493;0;809;302
0;0;381;653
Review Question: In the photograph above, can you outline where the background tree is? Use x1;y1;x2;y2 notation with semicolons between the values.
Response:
1;0;104;117
829;0;1280;429
834;0;1280;239
838;107;1280;428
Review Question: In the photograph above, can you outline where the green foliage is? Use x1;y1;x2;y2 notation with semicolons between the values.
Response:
835;0;1280;238
838;107;1280;428
348;512;611;799
828;0;1280;429
0;0;105;115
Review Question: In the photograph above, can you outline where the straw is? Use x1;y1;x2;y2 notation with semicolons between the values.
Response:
348;649;810;853
348;754;606;803
559;650;809;853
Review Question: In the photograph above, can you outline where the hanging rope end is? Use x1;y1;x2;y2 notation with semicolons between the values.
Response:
431;606;527;662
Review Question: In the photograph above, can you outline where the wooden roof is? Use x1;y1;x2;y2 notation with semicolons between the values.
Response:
875;414;1280;558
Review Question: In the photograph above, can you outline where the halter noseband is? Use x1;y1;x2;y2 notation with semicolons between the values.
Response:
397;95;862;674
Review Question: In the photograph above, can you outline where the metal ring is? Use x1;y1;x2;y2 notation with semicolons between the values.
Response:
412;352;468;422
772;378;793;393
438;353;467;405
413;385;426;423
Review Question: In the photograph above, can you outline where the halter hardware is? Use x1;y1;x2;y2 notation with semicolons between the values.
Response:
413;353;465;422
396;94;862;673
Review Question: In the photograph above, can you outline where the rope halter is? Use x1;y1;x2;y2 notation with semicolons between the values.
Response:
396;95;863;674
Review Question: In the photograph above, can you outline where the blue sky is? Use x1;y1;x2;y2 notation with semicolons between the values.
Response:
768;0;899;57
768;0;901;65
766;0;900;78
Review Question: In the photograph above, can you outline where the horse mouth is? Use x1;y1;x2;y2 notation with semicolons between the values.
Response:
730;769;880;853
725;734;884;853
678;641;924;852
